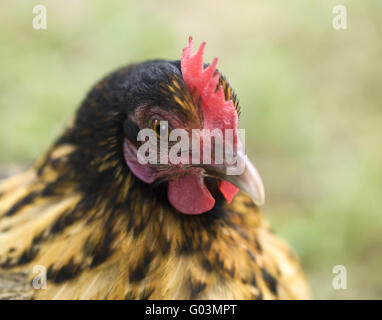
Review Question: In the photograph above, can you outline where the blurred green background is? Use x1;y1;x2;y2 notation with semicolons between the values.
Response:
1;0;381;299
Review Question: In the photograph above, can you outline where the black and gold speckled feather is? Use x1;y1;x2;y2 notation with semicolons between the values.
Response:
0;61;310;300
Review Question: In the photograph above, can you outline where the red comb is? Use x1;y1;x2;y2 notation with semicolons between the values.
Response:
181;37;238;131
181;37;239;203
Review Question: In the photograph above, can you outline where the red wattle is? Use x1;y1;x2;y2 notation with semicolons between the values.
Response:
219;180;239;203
168;172;215;215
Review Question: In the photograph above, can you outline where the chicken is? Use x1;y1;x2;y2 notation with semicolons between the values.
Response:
0;38;310;300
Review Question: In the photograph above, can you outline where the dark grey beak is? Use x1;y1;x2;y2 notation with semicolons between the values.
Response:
202;151;265;206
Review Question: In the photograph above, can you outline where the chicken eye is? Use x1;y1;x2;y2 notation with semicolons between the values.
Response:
152;120;169;139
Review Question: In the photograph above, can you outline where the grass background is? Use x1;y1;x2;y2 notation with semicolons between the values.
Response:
1;0;381;299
